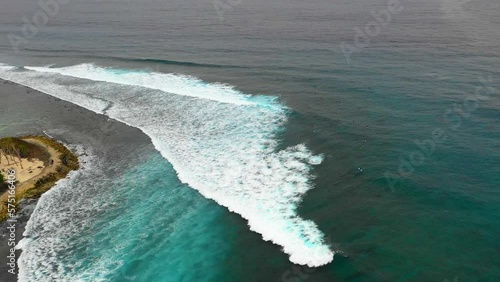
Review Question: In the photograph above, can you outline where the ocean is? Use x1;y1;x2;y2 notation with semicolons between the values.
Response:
0;0;499;281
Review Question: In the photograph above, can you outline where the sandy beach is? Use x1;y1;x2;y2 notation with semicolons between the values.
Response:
0;135;78;221
0;138;62;198
0;154;45;184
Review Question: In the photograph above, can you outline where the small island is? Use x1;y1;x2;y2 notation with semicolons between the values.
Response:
0;136;79;221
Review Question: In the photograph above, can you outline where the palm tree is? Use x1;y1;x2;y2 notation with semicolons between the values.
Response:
0;149;10;165
10;145;23;169
0;139;23;168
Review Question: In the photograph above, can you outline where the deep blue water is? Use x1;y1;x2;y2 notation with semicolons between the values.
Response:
0;0;499;281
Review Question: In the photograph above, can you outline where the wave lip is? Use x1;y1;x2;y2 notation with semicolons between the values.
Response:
24;64;258;106
0;63;334;268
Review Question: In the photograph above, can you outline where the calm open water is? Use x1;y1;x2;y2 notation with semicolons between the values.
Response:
0;0;499;281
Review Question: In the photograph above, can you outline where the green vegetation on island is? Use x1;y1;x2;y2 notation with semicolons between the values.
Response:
0;135;80;221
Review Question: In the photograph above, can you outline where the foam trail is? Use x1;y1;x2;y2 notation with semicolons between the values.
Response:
25;64;257;106
16;146;110;281
0;63;334;268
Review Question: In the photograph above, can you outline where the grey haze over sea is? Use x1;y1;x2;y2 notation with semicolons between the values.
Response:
0;0;499;281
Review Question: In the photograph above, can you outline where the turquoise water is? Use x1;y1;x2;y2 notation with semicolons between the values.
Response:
16;148;239;281
73;154;232;281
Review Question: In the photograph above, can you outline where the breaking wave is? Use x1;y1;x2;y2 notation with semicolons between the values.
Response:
0;63;334;268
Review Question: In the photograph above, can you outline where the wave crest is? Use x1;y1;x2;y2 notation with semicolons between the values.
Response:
0;63;334;267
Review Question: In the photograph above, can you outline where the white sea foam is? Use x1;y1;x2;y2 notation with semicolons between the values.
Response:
25;64;257;106
0;63;334;268
0;63;17;71
16;145;107;281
